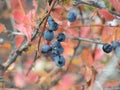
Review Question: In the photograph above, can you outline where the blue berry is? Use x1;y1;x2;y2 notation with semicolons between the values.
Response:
43;30;54;41
41;45;52;53
57;33;66;42
67;11;77;22
49;21;58;31
114;46;120;58
112;41;120;50
57;46;64;54
48;16;54;22
102;43;113;53
53;46;64;55
53;56;65;67
52;41;61;48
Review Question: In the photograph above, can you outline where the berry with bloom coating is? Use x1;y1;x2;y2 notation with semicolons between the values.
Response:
43;30;54;41
67;11;77;22
41;45;52;53
53;56;65;67
57;33;66;42
49;21;58;31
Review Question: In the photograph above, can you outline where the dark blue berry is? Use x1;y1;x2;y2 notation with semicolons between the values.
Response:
53;46;64;55
48;16;54;22
49;21;58;31
114;46;120;58
57;33;66;42
112;41;120;50
53;56;65;67
52;41;61;48
43;30;54;41
57;46;64;54
102;43;113;53
41;45;52;53
67;11;77;22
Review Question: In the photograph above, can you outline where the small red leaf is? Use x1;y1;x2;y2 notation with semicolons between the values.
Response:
25;71;39;83
56;74;75;90
15;35;24;48
109;0;120;13
98;9;116;21
94;48;104;61
15;24;32;41
80;27;90;37
14;72;25;88
0;24;6;33
13;9;25;23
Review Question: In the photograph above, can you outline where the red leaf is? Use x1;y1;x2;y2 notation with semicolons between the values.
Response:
94;48;104;61
109;0;120;13
53;6;64;14
0;24;6;33
15;35;24;48
13;9;25;23
81;48;93;66
80;27;90;37
66;28;79;37
15;24;32;41
25;71;39;83
98;9;116;21
104;80;120;88
10;0;19;9
14;72;25;88
56;74;75;90
102;27;114;43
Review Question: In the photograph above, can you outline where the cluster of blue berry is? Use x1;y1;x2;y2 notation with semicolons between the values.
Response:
102;42;120;57
42;16;66;67
41;10;77;67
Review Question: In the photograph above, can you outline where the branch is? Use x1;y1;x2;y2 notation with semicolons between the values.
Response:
68;36;104;45
3;0;57;72
74;0;120;17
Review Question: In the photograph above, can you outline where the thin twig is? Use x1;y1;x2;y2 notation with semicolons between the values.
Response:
68;36;104;45
70;24;120;27
3;8;50;72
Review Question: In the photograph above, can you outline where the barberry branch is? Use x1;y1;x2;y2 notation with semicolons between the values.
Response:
74;0;120;17
3;0;58;72
68;36;104;45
